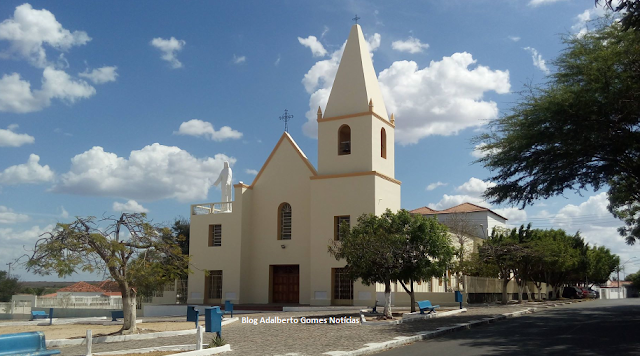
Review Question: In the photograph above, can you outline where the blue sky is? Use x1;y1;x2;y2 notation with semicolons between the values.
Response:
1;1;638;281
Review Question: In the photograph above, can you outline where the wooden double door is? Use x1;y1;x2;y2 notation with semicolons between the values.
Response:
271;265;299;303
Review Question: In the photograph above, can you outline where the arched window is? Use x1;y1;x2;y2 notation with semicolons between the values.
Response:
338;125;351;155
278;203;292;240
381;128;387;159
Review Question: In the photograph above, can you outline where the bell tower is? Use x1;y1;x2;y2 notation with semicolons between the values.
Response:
316;24;395;179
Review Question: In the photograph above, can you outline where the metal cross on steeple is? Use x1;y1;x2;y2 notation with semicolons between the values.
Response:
280;109;293;133
353;14;360;24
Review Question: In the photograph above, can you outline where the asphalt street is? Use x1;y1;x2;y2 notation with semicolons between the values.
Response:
376;299;640;356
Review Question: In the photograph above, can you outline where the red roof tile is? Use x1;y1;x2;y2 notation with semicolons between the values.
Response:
409;206;439;214
95;280;120;292
57;281;105;293
409;202;508;221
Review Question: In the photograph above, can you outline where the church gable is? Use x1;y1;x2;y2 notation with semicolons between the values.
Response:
250;132;317;189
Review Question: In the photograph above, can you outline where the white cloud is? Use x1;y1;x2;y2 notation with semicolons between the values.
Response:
524;47;550;74
367;33;381;52
52;144;236;203
493;207;527;222
174;119;243;141
0;224;55;275
245;169;258;175
0;124;34;147
391;36;429;54
572;6;607;37
275;54;281;66
455;177;496;196
0;206;29;224
428;177;496;210
0;67;96;113
78;66;118;84
426;181;447;191
59;206;69;219
0;4;91;68
470;143;500;158
528;0;568;7
321;26;329;39
0;154;55;185
113;200;148;213
298;36;327;57
508;36;521;42
150;37;186;68
428;194;490;211
233;55;246;64
301;35;509;144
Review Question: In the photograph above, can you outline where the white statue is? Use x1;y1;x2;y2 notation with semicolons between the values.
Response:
213;161;233;211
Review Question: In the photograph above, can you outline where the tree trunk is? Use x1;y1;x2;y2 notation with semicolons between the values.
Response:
501;278;509;305
383;280;392;319
517;279;524;303
410;282;416;313
399;280;417;313
121;287;137;334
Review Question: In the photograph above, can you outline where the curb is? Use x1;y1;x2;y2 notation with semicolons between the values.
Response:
92;344;231;356
46;317;239;348
323;308;537;356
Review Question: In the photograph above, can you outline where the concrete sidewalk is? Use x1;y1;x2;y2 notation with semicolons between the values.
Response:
56;300;588;356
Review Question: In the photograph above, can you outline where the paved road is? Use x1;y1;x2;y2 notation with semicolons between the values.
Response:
376;298;640;356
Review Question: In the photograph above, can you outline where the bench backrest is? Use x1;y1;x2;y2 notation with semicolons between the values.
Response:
112;310;124;317
417;300;433;308
0;331;47;355
32;311;47;315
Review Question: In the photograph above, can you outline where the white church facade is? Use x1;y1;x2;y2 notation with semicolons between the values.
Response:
187;24;401;306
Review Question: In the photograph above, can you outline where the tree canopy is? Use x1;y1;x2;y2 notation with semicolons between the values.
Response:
0;271;19;302
328;209;453;317
596;1;640;31
474;17;640;244
24;213;189;334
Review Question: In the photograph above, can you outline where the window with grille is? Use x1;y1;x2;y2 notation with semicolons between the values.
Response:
334;216;350;241
333;268;353;300
209;224;221;247
279;203;292;240
207;270;223;299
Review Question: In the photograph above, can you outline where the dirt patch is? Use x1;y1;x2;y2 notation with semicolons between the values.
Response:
0;321;203;340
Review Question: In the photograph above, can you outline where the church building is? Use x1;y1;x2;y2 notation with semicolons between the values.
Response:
187;24;400;306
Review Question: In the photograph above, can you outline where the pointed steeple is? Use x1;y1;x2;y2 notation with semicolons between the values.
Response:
323;24;389;121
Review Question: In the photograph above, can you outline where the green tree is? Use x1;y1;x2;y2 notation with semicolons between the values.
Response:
442;213;476;292
586;246;620;285
328;209;453;318
0;271;19;302
25;213;189;334
596;1;640;31
393;211;453;312
479;227;517;304
474;18;640;244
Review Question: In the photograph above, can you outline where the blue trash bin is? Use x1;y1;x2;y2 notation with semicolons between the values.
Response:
204;306;223;336
454;291;463;309
186;305;198;322
224;300;233;318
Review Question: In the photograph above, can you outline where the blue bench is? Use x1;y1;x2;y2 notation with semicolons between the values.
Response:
416;300;440;314
31;310;49;320
111;310;124;321
0;331;60;356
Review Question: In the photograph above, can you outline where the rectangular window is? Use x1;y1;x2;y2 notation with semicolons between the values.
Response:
333;268;353;300
334;216;350;241
209;224;222;247
207;270;223;299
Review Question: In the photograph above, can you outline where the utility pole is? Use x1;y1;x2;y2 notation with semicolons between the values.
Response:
6;262;11;278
